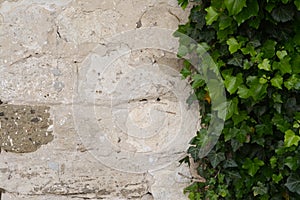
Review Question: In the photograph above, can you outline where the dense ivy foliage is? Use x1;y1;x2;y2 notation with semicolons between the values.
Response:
176;0;300;199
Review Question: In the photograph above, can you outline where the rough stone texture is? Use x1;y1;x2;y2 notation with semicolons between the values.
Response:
0;104;53;153
0;0;197;199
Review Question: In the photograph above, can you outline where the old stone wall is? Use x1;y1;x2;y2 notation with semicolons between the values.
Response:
0;0;199;199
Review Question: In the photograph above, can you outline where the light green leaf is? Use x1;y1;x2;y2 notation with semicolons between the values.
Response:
238;85;250;98
276;50;288;60
227;37;241;54
270;156;277;169
253;182;268;196
284;129;300;147
224;0;247;15
284;74;300;90
285;173;300;195
258;59;271;71
270;74;283;89
272;57;292;75
224;73;243;94
272;173;283;184
242;157;264;177
205;6;220;25
192;74;205;89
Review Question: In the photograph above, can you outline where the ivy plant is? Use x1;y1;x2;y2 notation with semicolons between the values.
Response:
176;0;300;199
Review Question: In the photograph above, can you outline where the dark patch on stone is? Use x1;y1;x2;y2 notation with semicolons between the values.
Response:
0;112;4;116
0;104;53;153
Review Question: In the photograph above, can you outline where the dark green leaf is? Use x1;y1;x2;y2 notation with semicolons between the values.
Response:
271;5;295;22
285;173;300;195
262;40;277;58
207;150;226;168
234;0;259;25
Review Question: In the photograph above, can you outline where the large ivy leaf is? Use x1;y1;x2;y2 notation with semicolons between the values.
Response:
242;157;265;177
262;40;277;58
285;173;300;195
271;5;295;22
284;129;300;147
207;150;226;168
224;73;243;94
205;6;220;25
219;15;233;30
224;0;247;16
272;57;292;75
284;156;299;171
234;0;259;25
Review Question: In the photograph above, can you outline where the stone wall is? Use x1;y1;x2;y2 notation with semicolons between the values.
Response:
0;0;199;199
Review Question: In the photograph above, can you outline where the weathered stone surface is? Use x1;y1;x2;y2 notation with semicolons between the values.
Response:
0;0;196;199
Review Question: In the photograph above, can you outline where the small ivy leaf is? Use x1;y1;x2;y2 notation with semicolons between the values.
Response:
205;6;220;25
270;74;283;89
253;181;268;196
270;156;277;169
284;74;300;90
234;0;259;25
187;146;200;161
285;173;300;195
227;53;244;67
295;0;300;10
284;129;300;147
224;0;247;16
272;173;283;184
242;157;265;177
227;37;241;54
258;59;271;71
207;150;226;168
276;50;288;60
272;113;291;132
271;4;295;22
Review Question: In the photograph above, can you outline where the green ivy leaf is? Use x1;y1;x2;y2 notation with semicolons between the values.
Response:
270;156;277;169
284;156;298;171
262;40;277;58
205;6;220;25
224;73;243;94
270;74;283;89
237;85;250;98
219;15;233;30
272;173;283;184
178;0;189;9
295;0;300;10
272;57;292;75
192;74;205;89
224;0;247;16
284;74;300;90
284;129;300;147
285;173;300;195
271;5;295;22
207;150;226;168
227;37;241;54
258;59;271;71
253;181;268;196
234;0;259;25
242;157;265;177
276;50;288;60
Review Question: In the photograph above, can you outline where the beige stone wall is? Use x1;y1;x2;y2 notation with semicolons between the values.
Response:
0;0;199;199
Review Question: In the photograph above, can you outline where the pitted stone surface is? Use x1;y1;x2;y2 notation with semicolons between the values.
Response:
0;104;53;153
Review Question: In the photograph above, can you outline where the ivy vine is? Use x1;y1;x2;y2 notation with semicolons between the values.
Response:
176;0;300;199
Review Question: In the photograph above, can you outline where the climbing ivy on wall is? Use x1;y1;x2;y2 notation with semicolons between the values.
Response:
176;0;300;199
